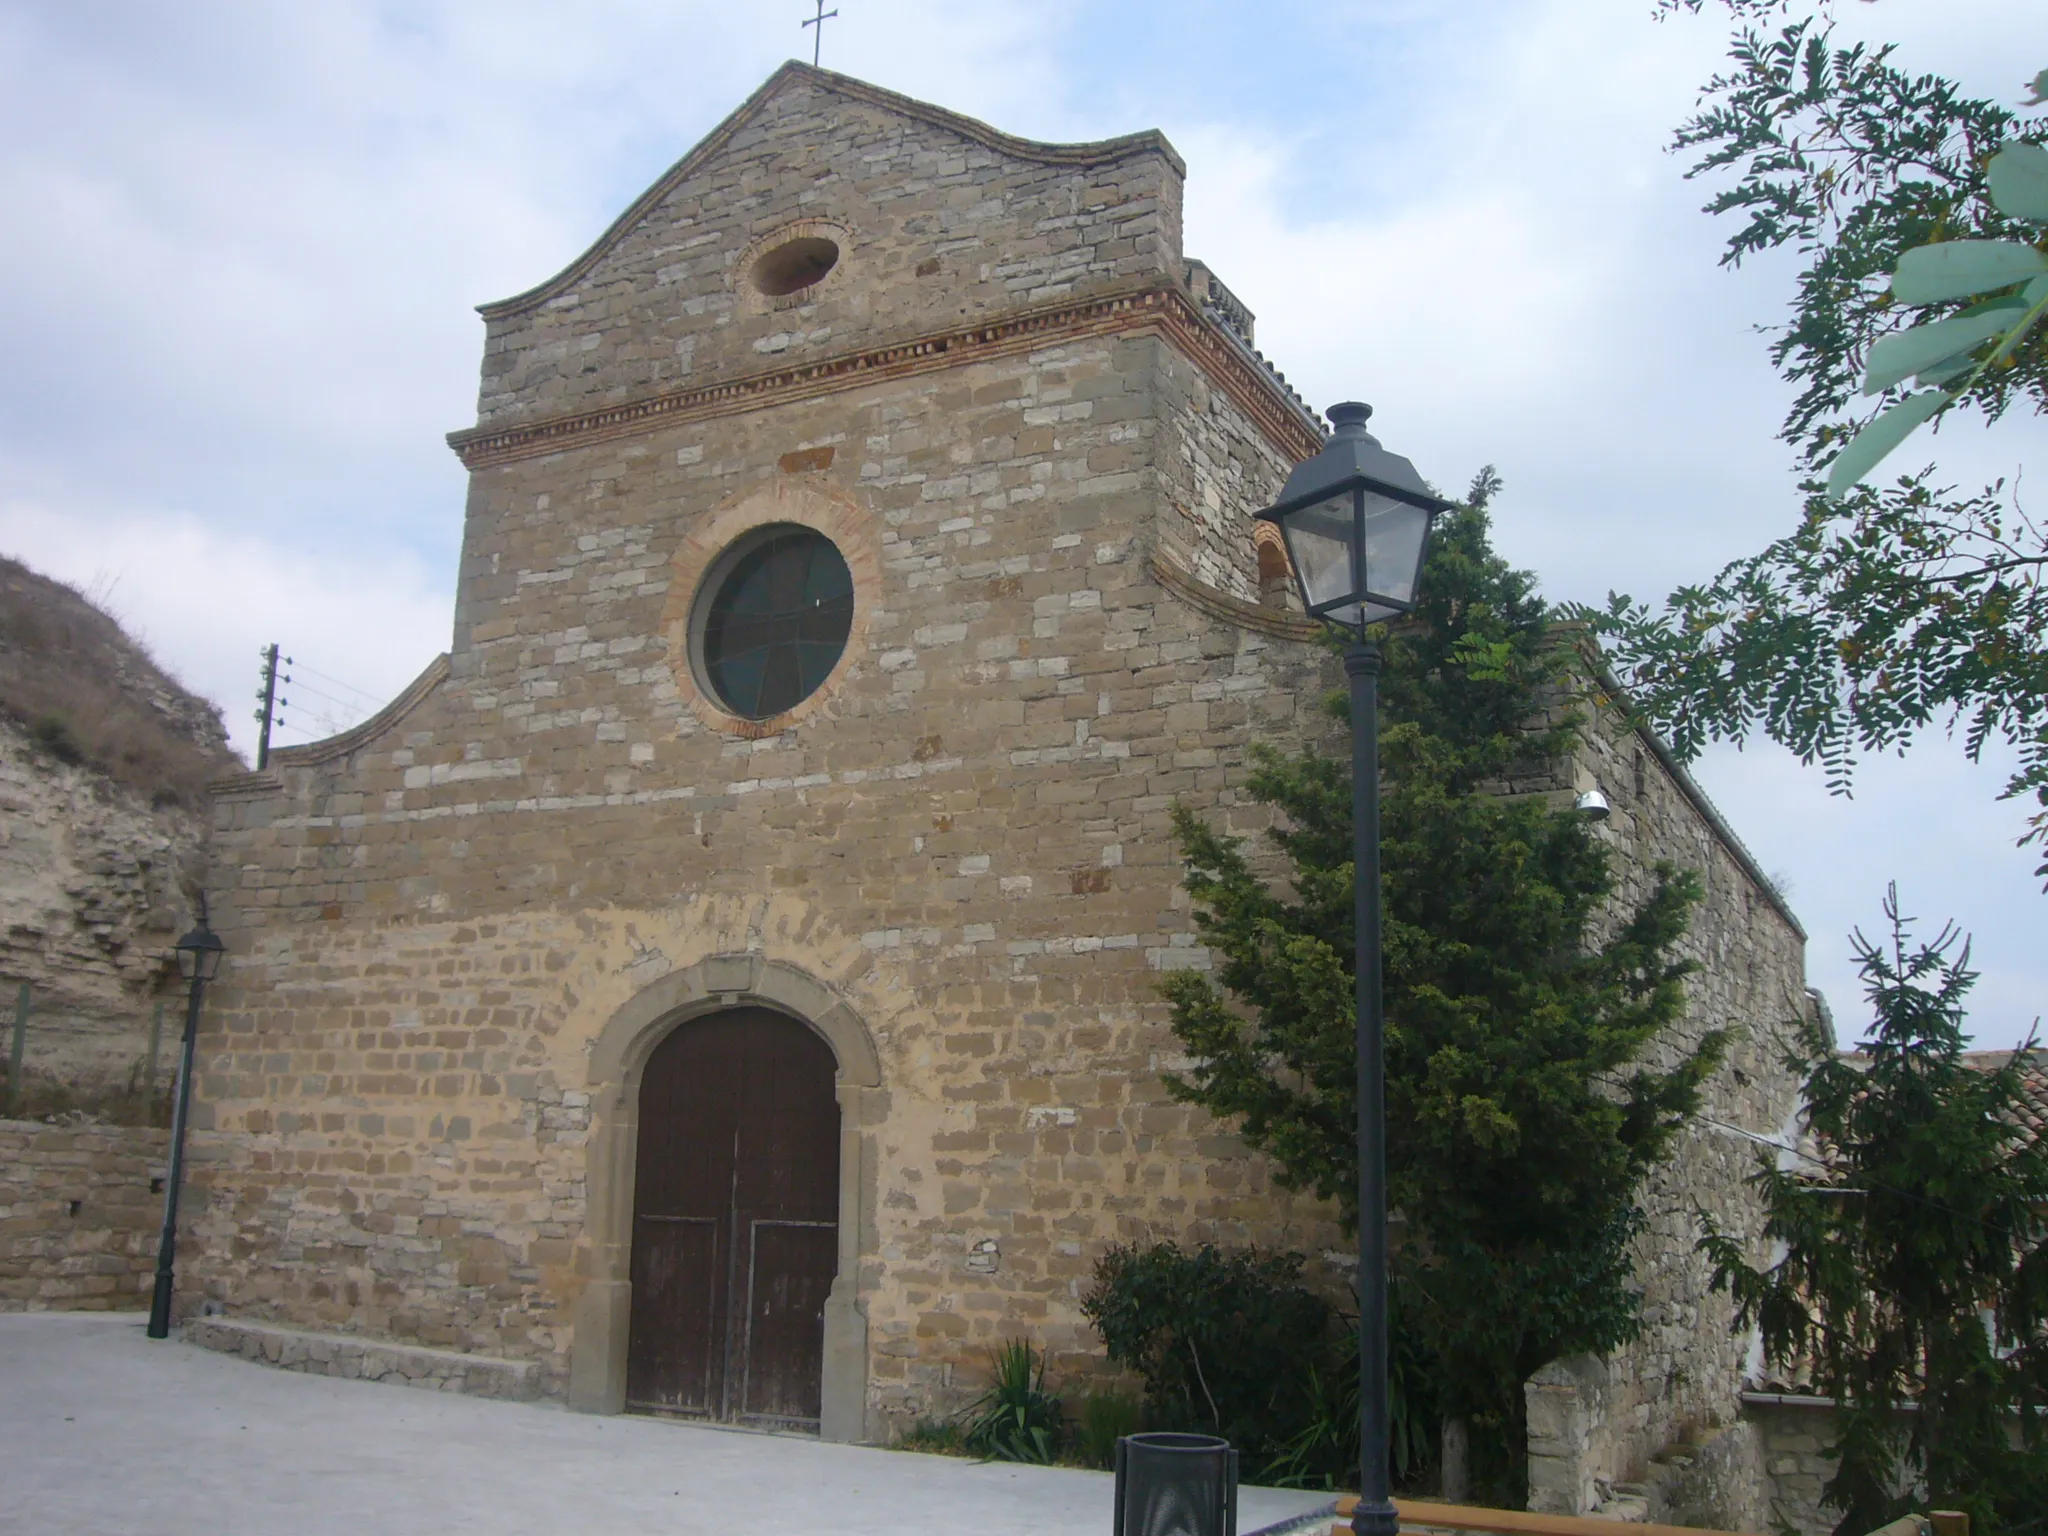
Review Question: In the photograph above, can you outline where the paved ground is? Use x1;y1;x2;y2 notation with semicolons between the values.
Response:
2;1313;1338;1536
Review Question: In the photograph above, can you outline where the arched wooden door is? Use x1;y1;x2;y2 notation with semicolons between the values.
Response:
625;1007;840;1428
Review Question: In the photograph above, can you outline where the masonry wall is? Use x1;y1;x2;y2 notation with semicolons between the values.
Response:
1151;338;1297;605
190;318;1348;1422
1743;1401;1840;1536
187;64;1811;1469
1524;686;1811;1525
1;1119;167;1311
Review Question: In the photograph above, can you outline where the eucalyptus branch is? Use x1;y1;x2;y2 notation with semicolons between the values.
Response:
1891;553;2048;588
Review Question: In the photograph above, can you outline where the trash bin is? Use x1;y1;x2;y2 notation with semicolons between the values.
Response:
1112;1431;1239;1536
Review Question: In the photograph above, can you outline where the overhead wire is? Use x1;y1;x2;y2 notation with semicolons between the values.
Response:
290;661;385;709
266;654;385;742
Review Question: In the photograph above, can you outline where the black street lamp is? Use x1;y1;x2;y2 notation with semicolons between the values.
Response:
147;916;226;1341
1255;401;1452;1536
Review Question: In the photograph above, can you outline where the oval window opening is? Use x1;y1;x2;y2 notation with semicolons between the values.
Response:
752;237;840;298
694;526;854;720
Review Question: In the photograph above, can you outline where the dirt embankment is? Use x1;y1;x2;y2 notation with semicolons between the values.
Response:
0;556;241;1114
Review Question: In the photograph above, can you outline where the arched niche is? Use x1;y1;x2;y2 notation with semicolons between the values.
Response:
569;953;882;1441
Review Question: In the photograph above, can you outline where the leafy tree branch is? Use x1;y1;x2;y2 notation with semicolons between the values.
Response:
1588;472;2048;872
1586;7;2048;880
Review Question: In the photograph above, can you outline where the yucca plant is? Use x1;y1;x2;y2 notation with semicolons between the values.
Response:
960;1339;1063;1465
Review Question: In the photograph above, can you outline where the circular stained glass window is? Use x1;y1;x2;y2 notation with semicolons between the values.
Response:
695;525;854;720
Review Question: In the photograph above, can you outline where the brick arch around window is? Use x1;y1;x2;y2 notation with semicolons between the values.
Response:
1253;519;1294;608
660;473;881;740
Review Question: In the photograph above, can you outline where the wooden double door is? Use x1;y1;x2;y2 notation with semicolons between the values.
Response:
625;1008;840;1428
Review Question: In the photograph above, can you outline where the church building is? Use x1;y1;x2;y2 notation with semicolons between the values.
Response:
192;64;1809;1515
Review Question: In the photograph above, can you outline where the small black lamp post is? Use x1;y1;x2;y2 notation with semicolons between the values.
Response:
147;916;225;1341
1255;402;1452;1536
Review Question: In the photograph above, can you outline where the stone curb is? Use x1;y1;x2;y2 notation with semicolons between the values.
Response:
183;1316;541;1401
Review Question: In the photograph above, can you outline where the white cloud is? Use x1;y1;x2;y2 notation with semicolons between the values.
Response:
0;498;450;764
0;0;2040;1041
1160;0;2046;1044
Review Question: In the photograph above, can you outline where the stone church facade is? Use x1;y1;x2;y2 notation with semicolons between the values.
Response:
191;63;1812;1517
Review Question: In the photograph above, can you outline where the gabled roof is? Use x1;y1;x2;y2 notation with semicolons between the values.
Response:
1962;1049;2048;1136
478;62;1186;322
1825;1048;2048;1135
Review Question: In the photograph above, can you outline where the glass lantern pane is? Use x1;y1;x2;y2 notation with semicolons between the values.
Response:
1359;495;1432;619
1275;492;1356;614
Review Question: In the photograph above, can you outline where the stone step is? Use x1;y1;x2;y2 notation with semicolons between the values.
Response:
1325;1497;1755;1536
183;1315;541;1400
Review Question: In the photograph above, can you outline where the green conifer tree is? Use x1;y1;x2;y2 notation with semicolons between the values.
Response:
1160;477;1725;1503
1701;889;2048;1535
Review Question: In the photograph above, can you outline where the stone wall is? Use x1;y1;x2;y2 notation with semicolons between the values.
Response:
1528;1355;1780;1531
184;1315;541;1400
187;61;1811;1462
1743;1399;1841;1536
1576;680;1811;1516
0;1118;167;1311
1152;338;1297;605
1520;670;1812;1526
191;314;1349;1424
1644;1420;1769;1532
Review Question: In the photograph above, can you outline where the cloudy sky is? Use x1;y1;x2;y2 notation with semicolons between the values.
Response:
1;0;2040;1046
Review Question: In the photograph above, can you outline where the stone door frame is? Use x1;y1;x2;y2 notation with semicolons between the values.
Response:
568;953;882;1441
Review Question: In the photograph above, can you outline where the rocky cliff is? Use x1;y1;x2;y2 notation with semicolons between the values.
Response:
0;556;239;1107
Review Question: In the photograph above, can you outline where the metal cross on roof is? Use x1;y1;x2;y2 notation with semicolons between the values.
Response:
802;0;839;67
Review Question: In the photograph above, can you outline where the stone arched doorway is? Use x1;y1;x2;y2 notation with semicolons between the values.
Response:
570;953;880;1442
626;1007;840;1426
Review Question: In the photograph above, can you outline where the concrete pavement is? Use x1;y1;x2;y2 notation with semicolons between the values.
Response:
0;1313;1338;1536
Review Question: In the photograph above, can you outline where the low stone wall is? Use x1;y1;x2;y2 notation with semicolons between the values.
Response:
184;1315;542;1400
1644;1420;1768;1534
1527;1354;1620;1517
1527;1354;1782;1533
0;1118;167;1311
1742;1396;1843;1536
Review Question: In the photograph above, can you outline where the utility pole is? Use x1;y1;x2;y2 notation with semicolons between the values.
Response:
7;983;27;1118
147;917;224;1340
254;644;282;771
146;998;165;1101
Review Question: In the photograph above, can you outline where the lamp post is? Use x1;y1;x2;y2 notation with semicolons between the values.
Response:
147;917;226;1341
1255;402;1452;1536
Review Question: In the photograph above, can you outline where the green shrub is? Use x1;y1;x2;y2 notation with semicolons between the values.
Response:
893;1417;968;1456
0;555;239;806
30;714;81;764
1258;1298;1439;1493
1081;1242;1335;1470
1083;1241;1447;1490
960;1339;1063;1464
1074;1391;1146;1469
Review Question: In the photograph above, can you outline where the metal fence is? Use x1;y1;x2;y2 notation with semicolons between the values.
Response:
0;981;177;1126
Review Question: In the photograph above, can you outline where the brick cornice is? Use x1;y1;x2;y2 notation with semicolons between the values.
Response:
446;284;1325;471
1154;302;1326;461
